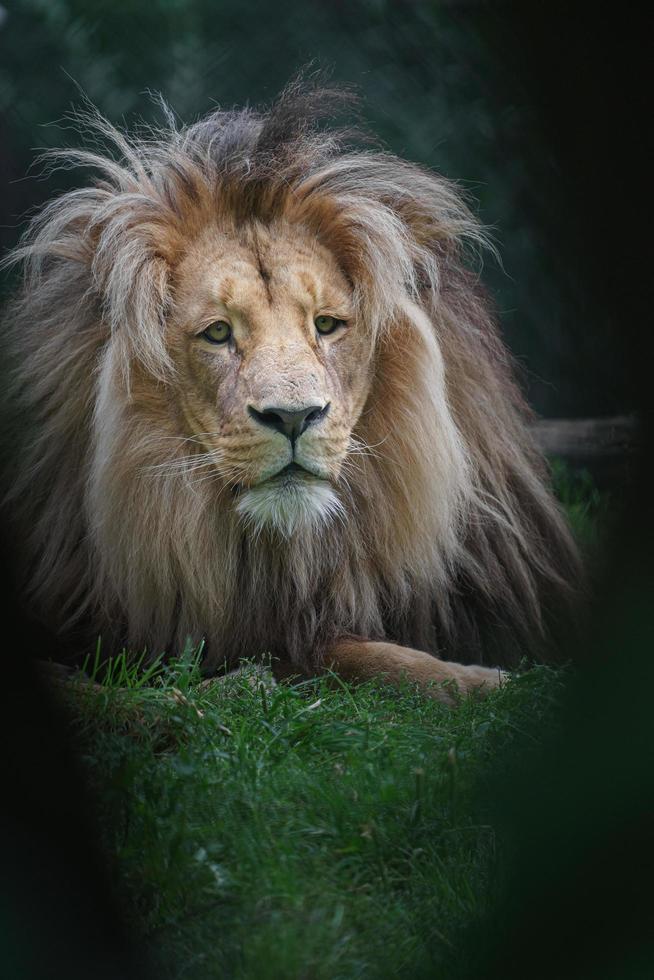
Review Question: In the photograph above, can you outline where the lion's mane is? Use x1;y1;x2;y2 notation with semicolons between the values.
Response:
1;81;580;670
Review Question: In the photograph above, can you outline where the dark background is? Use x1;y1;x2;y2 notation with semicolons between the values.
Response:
0;1;639;420
1;4;650;978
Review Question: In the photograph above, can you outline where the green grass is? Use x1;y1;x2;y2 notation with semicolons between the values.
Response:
63;659;566;979
59;460;605;979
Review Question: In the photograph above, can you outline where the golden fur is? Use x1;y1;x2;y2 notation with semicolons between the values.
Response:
1;81;580;692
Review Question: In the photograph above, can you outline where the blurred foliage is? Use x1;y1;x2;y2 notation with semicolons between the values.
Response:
0;0;629;417
549;457;611;557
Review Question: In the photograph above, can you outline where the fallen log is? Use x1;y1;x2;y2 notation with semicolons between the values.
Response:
530;415;639;487
531;415;639;458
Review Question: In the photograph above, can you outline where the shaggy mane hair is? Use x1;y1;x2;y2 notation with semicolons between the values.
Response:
1;80;581;670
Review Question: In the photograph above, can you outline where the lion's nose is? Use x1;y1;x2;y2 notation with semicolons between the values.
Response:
248;403;330;443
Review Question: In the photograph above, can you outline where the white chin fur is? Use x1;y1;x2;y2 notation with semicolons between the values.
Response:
236;477;344;538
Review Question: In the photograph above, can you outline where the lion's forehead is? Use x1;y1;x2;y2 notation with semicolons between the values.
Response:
174;225;350;328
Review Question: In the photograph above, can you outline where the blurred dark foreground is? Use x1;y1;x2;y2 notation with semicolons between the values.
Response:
458;462;654;980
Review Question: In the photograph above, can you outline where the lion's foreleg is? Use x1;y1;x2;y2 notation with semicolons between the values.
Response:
321;638;505;706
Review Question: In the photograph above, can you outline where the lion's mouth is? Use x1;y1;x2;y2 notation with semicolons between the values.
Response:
231;461;322;497
265;460;323;487
266;459;322;480
277;461;310;477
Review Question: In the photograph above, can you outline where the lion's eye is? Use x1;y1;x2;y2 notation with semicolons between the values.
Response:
202;321;232;344
314;315;343;336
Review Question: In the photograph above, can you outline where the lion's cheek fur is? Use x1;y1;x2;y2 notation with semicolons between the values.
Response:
355;304;470;575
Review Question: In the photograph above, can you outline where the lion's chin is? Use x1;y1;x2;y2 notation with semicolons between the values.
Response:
235;472;344;538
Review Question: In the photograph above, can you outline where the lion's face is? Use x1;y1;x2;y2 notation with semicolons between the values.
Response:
164;221;375;534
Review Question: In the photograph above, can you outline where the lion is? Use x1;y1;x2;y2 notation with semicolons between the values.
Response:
1;81;580;705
